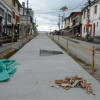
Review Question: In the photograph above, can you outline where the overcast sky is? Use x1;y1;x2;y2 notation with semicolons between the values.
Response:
19;0;89;31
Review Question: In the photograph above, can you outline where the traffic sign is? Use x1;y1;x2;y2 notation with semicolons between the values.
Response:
85;23;91;28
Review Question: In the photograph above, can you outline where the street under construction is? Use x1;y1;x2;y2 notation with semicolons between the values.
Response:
0;34;100;100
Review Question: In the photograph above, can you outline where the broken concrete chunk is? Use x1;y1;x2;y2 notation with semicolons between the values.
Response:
54;76;95;96
61;83;70;87
56;86;60;88
55;80;63;84
71;80;80;88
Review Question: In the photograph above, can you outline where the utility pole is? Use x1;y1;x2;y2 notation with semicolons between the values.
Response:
61;16;63;30
59;14;61;35
27;0;28;25
27;0;28;37
58;14;64;35
50;26;51;32
35;18;36;32
87;0;91;41
60;6;67;31
35;18;36;26
87;0;91;20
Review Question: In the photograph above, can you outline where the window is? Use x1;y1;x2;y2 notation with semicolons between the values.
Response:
18;5;20;11
0;8;5;17
87;9;89;18
16;16;19;23
13;11;15;19
94;5;97;14
0;8;1;15
8;14;11;23
97;22;98;27
13;0;16;7
84;27;85;33
5;12;7;23
84;10;86;19
65;20;66;24
90;25;92;36
2;9;4;17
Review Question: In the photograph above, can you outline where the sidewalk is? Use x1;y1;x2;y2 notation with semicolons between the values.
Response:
63;36;100;50
0;35;34;58
0;34;100;100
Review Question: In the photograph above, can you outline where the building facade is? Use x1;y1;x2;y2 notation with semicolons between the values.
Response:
72;12;82;36
0;0;12;36
20;2;34;36
82;0;100;37
3;0;21;40
64;12;82;36
3;0;21;24
90;0;100;37
64;17;70;31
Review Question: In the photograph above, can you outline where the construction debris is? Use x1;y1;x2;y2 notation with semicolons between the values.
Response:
54;76;95;96
0;58;20;82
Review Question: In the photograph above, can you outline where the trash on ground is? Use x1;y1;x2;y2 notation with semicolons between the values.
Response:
0;58;20;82
54;75;95;96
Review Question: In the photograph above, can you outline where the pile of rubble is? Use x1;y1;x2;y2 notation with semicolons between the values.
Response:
54;76;95;95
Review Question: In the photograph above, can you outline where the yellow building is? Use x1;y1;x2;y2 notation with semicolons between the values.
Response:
3;0;21;25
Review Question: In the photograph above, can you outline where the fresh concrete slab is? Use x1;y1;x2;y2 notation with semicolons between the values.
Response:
0;34;100;100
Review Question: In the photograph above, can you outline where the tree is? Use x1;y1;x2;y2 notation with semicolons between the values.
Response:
60;6;68;12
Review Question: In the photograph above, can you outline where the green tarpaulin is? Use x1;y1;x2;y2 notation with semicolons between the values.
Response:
0;59;20;82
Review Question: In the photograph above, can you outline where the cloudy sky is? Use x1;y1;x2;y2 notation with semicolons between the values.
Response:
19;0;89;31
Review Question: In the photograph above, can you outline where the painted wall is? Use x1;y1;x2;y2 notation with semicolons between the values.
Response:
82;1;100;37
64;18;70;29
90;1;100;36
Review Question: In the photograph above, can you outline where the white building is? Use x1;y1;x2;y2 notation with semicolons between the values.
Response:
0;0;12;36
82;0;100;37
90;0;100;37
64;17;70;30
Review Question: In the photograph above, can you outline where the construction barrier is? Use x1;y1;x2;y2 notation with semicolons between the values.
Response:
51;35;100;74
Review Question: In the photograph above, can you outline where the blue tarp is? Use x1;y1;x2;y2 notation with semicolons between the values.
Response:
0;59;20;82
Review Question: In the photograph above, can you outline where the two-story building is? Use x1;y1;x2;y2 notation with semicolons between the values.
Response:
70;12;82;35
3;0;21;40
72;12;82;36
64;17;70;31
0;0;12;36
82;0;100;37
90;0;100;37
64;12;82;36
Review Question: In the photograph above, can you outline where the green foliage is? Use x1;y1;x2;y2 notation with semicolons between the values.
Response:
60;6;68;11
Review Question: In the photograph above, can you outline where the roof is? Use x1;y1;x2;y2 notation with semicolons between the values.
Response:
81;0;100;12
70;12;82;17
16;0;22;7
91;0;100;6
